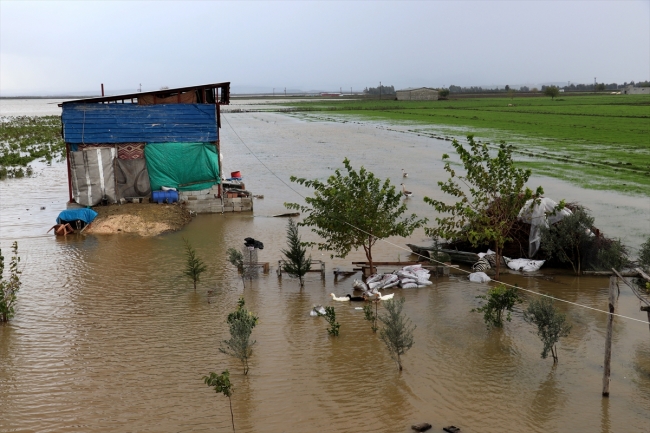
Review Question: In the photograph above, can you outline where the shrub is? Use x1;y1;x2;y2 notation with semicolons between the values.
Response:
379;297;415;371
183;239;207;291
0;241;22;323
523;297;572;364
220;298;258;375
639;236;650;271
203;370;235;432
280;218;312;287
318;306;340;336
473;284;521;328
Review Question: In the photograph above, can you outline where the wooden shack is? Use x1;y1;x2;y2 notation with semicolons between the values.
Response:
59;82;252;214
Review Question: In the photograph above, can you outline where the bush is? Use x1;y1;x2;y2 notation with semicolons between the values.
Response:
523;297;571;364
220;298;258;375
183;239;207;291
318;306;340;336
639;236;650;271
0;241;22;323
473;284;521;328
280;218;312;287
379;297;415;371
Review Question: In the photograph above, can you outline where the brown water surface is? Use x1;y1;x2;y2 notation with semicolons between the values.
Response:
1;103;649;432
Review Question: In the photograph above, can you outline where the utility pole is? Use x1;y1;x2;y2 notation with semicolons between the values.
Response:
101;83;104;97
379;81;382;100
350;87;352;95
138;83;142;92
284;87;286;96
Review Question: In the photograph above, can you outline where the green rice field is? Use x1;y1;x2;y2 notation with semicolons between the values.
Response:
281;94;650;195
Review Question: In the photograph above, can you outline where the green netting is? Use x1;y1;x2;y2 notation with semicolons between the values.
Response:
144;142;220;191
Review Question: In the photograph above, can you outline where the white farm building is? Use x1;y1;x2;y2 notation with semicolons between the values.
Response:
395;87;439;101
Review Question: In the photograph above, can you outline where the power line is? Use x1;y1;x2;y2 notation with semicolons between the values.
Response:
222;114;650;326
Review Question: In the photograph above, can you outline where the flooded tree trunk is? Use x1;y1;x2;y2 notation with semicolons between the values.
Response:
602;276;616;397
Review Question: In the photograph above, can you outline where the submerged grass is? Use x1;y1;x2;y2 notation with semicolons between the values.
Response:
279;95;650;195
0;116;64;179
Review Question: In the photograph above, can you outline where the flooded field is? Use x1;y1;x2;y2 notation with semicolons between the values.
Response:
1;100;649;432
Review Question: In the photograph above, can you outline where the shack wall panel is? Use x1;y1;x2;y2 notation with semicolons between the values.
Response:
62;103;218;143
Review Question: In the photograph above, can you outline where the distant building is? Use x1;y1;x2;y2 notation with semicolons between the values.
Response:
395;87;439;101
621;85;649;95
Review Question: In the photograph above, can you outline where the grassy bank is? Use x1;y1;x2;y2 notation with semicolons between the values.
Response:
279;94;650;195
0;116;64;178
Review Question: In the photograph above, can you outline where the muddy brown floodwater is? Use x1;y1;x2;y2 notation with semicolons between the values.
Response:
1;101;649;432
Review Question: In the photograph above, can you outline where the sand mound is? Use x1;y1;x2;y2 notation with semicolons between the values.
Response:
85;203;191;236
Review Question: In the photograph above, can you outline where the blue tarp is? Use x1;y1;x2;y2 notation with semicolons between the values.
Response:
56;208;98;225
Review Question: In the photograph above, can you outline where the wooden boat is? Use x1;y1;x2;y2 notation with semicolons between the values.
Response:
406;243;479;265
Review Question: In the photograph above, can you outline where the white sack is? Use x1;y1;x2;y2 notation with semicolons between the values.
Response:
507;259;545;272
469;272;491;283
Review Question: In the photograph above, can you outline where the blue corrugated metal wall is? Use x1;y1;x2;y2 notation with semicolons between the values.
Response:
62;103;218;143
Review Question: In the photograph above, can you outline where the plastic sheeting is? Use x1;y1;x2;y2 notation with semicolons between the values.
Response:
518;197;572;257
144;142;220;191
70;148;117;206
469;272;491;283
56;208;98;225
507;259;545;272
116;158;151;199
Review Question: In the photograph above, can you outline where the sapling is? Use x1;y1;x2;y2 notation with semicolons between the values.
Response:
203;369;235;433
0;241;22;323
472;284;521;328
281;218;312;287
378;297;415;371
226;247;245;287
363;301;379;333
220;297;258;375
317;306;340;336
183;238;206;291
523;297;572;364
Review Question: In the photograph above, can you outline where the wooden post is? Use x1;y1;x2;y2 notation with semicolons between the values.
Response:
641;306;650;332
602;276;617;397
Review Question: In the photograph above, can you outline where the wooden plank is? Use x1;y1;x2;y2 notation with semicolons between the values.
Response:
583;270;640;277
602;276;617;397
636;268;650;282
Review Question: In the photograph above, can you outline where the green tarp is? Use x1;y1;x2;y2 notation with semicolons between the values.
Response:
144;142;220;191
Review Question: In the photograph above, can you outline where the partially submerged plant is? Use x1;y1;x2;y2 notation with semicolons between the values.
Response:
226;247;245;287
203;369;235;433
317;306;340;336
523;297;572;364
183;238;207;291
425;135;543;278
0;241;22;323
280;218;312;287
640;236;650;271
378;297;415;371
363;302;379;333
473;284;521;328
220;297;258;375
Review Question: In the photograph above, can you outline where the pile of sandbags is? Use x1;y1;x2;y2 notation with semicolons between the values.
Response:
354;264;433;291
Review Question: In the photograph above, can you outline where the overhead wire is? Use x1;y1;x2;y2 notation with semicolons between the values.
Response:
222;113;650;326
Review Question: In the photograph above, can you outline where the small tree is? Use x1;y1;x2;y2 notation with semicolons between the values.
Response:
203;370;235;433
639;236;650;271
220;297;258;375
424;135;543;278
281;218;312;287
544;86;560;100
286;158;426;275
363;301;379;333
378;297;415;371
473;284;521;328
0;241;22;323
227;247;245;287
540;207;594;275
183;239;207;291
317;306;340;336
523;297;572;364
438;88;450;98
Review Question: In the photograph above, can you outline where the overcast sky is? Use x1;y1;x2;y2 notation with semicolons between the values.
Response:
1;1;648;95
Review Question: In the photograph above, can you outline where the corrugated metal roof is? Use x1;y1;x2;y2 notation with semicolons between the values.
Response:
62;103;218;144
59;82;230;106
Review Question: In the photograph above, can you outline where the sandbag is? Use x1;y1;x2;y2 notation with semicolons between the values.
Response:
507;259;545;272
469;272;491;283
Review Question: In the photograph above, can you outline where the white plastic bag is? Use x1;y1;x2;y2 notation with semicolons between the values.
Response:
469;272;491;283
507;259;545;272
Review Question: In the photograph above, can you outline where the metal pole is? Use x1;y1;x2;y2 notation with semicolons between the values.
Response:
101;83;104;96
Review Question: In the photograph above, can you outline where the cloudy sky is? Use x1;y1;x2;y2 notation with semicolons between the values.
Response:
1;0;648;95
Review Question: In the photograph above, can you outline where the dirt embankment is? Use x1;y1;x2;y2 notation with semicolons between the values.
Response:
86;203;192;236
